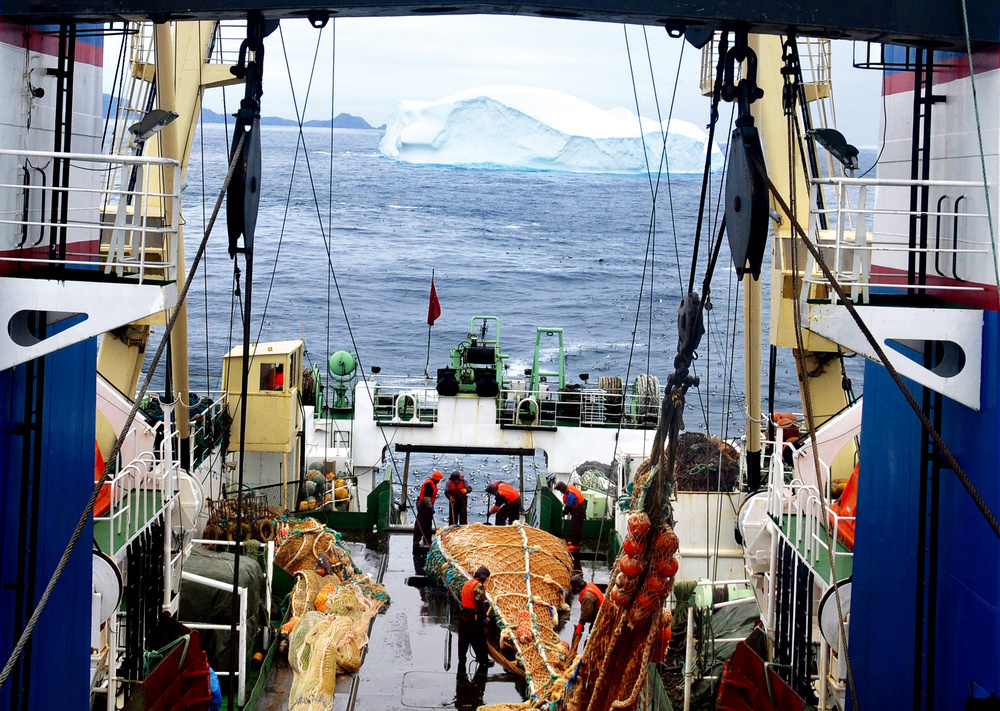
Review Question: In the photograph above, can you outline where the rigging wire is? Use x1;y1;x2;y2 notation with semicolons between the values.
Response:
198;21;213;394
0;131;247;695
273;24;404;495
254;24;326;348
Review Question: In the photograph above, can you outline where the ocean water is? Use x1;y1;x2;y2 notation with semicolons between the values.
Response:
172;123;866;502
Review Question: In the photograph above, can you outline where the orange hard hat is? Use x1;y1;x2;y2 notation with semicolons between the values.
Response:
432;470;443;481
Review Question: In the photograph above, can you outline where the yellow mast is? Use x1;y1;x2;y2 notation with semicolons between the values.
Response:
96;22;243;459
748;34;851;434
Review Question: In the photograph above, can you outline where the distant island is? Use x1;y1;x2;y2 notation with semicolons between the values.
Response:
102;94;384;131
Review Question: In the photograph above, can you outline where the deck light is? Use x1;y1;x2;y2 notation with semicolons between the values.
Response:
129;109;179;144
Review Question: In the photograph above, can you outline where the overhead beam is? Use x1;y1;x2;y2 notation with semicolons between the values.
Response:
2;1;999;50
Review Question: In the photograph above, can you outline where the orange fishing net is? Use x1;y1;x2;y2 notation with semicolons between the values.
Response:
427;522;576;707
275;518;389;711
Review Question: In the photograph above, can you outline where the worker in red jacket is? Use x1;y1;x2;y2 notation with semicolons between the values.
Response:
413;470;443;547
458;566;494;673
554;481;587;550
569;574;604;655
446;470;470;525
485;481;520;525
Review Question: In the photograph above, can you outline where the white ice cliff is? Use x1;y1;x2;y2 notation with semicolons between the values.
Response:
378;86;723;174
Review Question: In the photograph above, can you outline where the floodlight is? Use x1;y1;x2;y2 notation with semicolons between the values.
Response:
128;109;179;143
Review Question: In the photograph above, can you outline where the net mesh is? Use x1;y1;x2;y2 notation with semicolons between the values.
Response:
276;517;389;711
426;522;576;707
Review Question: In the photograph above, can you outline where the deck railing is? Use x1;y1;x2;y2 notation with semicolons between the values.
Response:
0;147;179;282
795;177;991;304
365;377;663;429
764;426;854;582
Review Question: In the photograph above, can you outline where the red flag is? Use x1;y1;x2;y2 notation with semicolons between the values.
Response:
427;277;441;325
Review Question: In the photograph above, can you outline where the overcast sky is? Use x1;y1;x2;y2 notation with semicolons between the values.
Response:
111;16;884;146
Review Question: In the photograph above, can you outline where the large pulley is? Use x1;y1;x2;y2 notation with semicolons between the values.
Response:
227;13;278;257
722;32;769;280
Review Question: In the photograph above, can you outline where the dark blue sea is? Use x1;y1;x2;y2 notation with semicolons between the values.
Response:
173;123;869;498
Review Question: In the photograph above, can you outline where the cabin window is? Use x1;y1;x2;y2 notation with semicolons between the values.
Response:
260;362;285;391
290;352;298;389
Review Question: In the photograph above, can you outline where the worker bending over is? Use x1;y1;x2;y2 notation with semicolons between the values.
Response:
458;566;495;673
569;574;604;655
446;470;470;525
485;481;521;525
413;470;443;547
554;481;587;551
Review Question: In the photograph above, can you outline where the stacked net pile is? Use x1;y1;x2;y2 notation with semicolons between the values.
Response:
274;518;389;711
673;432;739;492
426;523;575;708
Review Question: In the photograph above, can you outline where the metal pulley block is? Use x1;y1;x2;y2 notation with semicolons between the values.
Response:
226;12;277;258
725;117;769;280
227;115;261;256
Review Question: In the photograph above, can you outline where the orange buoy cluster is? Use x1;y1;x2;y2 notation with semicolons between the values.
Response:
607;513;681;627
313;583;339;613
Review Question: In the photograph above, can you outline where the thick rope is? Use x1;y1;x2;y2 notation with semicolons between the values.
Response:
754;153;1000;541
0;131;247;694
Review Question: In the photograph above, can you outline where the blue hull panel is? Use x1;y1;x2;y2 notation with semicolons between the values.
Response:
0;336;96;710
852;311;1000;709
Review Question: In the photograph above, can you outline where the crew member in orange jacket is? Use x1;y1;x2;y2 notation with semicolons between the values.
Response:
485;481;520;525
569;574;604;654
446;470;470;525
554;481;587;550
413;470;443;547
458;566;494;673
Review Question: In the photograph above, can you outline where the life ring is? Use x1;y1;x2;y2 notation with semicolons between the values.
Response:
256;519;275;541
227;522;252;542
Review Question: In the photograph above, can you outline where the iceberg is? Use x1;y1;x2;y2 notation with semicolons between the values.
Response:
378;86;723;174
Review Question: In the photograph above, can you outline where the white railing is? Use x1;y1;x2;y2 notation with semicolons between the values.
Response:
765;427;854;582
0;148;179;283
364;377;664;429
801;177;991;303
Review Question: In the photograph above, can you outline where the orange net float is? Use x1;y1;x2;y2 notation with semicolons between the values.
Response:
627;513;651;538
628;589;662;625
644;572;672;597
607;585;629;609
622;536;645;557
618;554;643;578
280;616;301;634
652;610;674;663
654;555;679;580
653;527;680;558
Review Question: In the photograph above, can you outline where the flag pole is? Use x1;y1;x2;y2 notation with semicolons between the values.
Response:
424;269;436;379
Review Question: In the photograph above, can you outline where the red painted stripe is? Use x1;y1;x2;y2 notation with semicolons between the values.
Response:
869;264;999;310
883;47;1000;96
0;239;101;277
0;20;103;66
